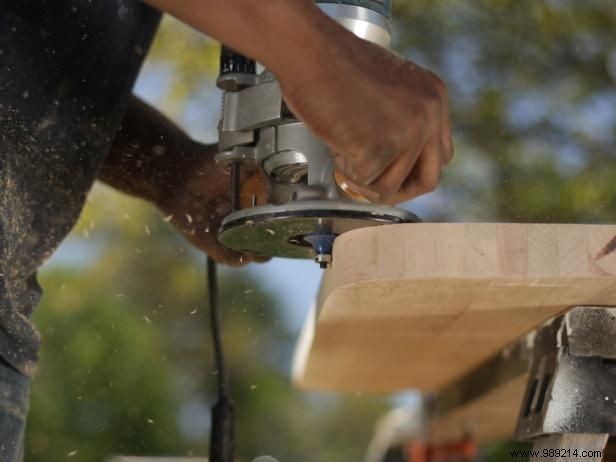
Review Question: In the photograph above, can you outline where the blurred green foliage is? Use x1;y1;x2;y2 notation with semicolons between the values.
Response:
393;0;616;223
28;187;388;461
28;270;183;459
25;1;616;461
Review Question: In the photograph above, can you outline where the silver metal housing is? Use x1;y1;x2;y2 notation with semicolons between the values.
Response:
318;3;392;47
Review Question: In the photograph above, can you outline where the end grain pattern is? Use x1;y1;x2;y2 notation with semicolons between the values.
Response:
293;223;616;393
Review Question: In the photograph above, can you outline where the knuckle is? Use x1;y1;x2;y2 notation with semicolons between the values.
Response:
390;191;414;205
352;157;388;186
421;173;441;193
373;177;403;196
422;72;447;113
345;164;371;184
431;73;447;99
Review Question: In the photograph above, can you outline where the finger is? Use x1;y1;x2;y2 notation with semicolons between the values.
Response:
337;178;382;203
177;221;250;267
171;202;255;267
334;125;434;203
332;113;430;187
244;251;271;264
208;243;251;267
207;244;269;267
440;90;455;165
335;138;427;203
381;138;444;204
206;240;266;267
361;139;426;197
333;147;399;187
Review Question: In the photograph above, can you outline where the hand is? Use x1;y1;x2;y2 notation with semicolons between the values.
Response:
140;2;451;204
278;21;454;205
158;148;266;267
99;98;265;267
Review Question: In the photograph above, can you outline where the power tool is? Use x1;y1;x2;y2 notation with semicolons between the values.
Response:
215;0;419;268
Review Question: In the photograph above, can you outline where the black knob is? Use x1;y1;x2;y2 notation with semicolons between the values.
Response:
219;46;256;77
217;46;256;91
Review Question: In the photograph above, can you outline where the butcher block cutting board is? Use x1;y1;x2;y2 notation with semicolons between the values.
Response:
292;223;616;393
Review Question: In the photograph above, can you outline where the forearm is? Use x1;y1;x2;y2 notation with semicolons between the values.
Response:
99;97;257;265
98;96;209;206
142;0;339;85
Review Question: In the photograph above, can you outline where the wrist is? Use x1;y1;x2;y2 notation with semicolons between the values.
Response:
264;7;360;100
257;3;338;82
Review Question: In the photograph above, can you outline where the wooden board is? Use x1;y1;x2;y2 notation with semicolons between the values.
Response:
292;223;616;393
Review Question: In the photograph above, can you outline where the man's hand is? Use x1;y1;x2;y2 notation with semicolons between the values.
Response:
98;98;257;266
156;152;260;267
280;29;454;204
144;0;453;204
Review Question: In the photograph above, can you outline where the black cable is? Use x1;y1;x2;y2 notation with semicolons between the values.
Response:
207;256;235;462
207;257;227;392
230;161;241;212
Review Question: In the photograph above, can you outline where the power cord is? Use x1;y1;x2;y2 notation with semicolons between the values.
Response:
207;256;235;462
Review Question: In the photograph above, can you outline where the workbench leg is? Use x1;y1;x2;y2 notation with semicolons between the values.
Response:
529;434;608;462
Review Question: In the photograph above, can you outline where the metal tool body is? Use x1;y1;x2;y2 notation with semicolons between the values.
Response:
215;0;418;267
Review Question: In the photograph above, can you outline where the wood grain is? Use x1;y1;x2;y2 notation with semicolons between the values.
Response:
293;223;616;393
